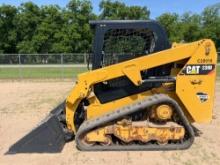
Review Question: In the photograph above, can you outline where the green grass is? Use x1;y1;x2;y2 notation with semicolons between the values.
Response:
0;65;219;79
0;67;87;79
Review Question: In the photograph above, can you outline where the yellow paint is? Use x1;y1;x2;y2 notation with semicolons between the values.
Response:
85;120;185;144
176;40;217;123
155;104;173;120
87;89;153;119
122;64;142;86
65;39;217;134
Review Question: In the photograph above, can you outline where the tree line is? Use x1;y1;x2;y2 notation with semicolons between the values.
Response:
0;0;219;55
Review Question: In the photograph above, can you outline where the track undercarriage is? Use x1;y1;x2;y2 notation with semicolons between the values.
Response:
83;120;185;146
75;94;194;151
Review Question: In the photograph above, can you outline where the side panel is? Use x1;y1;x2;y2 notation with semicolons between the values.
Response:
176;40;217;123
86;85;187;120
66;39;215;132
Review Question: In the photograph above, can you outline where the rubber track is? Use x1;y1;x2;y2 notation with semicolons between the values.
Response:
75;94;194;151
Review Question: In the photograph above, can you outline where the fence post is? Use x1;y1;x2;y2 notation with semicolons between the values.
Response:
18;54;22;79
60;54;64;79
84;53;87;64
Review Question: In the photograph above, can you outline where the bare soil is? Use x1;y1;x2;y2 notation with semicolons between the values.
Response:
0;80;220;165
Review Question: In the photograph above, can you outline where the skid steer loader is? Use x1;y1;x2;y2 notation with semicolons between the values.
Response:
8;20;217;153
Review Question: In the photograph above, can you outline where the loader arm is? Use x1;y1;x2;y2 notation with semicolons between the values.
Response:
66;39;212;133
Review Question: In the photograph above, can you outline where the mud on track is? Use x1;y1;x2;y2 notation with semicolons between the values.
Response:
0;80;220;165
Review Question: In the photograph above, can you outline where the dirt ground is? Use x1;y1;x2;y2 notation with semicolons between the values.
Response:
0;80;220;165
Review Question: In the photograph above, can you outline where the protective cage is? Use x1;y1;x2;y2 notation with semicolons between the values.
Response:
102;28;156;66
90;20;172;103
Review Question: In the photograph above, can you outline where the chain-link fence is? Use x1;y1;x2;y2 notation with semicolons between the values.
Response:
0;53;89;65
0;52;219;79
0;54;89;79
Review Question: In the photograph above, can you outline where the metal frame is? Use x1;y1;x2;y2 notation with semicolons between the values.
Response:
89;20;171;69
66;39;217;132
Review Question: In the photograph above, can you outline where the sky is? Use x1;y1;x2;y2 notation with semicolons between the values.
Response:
0;0;219;18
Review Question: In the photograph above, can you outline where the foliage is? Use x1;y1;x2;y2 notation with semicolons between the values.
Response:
0;0;219;56
156;3;220;50
0;4;17;53
99;0;150;19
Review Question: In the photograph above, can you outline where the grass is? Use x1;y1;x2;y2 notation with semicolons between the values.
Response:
0;67;87;79
0;65;219;79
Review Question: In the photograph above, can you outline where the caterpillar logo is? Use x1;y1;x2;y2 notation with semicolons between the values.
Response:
186;65;200;74
181;64;215;75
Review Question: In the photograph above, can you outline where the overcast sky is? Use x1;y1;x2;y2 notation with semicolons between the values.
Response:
0;0;219;18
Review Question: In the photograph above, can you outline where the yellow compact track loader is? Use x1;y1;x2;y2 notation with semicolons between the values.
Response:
8;20;217;153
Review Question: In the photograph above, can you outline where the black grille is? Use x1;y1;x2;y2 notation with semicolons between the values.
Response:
102;28;156;66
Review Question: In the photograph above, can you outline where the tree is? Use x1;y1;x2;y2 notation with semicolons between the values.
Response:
0;5;18;64
156;13;184;42
32;5;63;53
0;5;17;53
15;2;41;53
201;4;220;50
99;0;150;20
65;0;96;53
0;0;219;56
181;12;202;42
52;0;96;63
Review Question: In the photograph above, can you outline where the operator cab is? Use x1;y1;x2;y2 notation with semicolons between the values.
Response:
89;20;172;103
